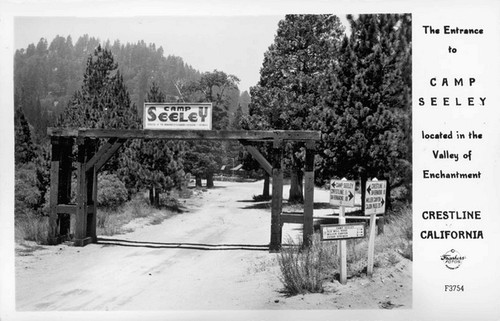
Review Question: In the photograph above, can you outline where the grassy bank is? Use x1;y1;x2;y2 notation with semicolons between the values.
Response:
278;205;412;295
15;193;184;245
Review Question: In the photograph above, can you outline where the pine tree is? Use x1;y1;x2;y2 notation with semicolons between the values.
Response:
14;106;36;164
318;14;412;208
249;14;345;202
58;45;140;175
121;83;185;207
58;45;139;130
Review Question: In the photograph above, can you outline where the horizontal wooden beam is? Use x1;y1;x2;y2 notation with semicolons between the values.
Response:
47;128;321;142
280;213;380;224
56;204;95;215
315;215;380;221
57;204;76;214
281;213;304;224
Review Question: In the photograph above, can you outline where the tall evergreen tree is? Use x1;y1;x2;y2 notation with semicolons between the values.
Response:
121;83;186;207
318;14;412;208
248;14;345;202
14;106;36;164
58;45;140;175
58;45;139;130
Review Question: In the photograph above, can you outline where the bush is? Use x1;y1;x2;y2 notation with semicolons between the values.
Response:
96;207;130;236
252;194;272;202
15;163;42;217
278;234;337;296
69;172;128;209
97;173;129;209
158;193;181;211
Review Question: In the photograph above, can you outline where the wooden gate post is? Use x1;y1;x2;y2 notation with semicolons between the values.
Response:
303;141;315;247
84;139;98;244
48;137;62;245
89;165;98;243
74;137;93;246
58;137;73;239
269;139;283;252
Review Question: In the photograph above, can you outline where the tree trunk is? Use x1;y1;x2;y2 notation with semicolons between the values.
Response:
154;188;160;208
263;173;270;198
195;176;202;187
149;186;154;205
288;169;304;203
384;178;392;211
206;172;214;188
360;171;368;212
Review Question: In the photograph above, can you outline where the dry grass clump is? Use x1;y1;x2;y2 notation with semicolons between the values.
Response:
96;193;182;236
278;234;338;295
15;214;50;245
376;205;413;261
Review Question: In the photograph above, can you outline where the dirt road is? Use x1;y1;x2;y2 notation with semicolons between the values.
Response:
15;180;411;311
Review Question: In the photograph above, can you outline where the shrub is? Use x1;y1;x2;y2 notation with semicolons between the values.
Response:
15;163;42;217
128;194;151;218
278;234;337;296
96;208;129;236
158;193;182;212
252;194;272;202
97;173;128;209
69;172;128;209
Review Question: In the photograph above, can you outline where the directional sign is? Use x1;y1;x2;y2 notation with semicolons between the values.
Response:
364;180;387;215
329;179;355;207
320;223;366;241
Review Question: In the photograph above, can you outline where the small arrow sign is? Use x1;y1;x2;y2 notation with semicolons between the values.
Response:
364;179;387;215
329;179;355;207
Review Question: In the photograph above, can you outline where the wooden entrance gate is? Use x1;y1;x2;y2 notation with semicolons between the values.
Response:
47;128;321;252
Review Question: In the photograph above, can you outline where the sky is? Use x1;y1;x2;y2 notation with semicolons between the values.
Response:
14;16;287;93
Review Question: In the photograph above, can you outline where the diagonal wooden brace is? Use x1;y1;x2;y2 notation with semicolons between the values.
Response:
239;141;272;176
85;138;127;172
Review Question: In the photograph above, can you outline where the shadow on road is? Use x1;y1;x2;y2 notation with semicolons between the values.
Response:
97;237;270;251
239;201;336;210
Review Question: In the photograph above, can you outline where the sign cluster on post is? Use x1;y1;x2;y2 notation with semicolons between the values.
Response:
320;177;387;284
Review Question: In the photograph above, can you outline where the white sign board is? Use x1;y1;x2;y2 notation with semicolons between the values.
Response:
143;103;212;130
364;180;387;215
320;223;365;241
329;179;355;207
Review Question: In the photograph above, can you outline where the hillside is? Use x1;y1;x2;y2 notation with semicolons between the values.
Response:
14;35;249;142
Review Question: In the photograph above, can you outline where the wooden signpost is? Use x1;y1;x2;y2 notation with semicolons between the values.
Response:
365;178;387;277
327;178;356;284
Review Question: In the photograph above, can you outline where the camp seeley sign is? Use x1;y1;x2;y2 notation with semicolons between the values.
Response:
144;103;212;130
